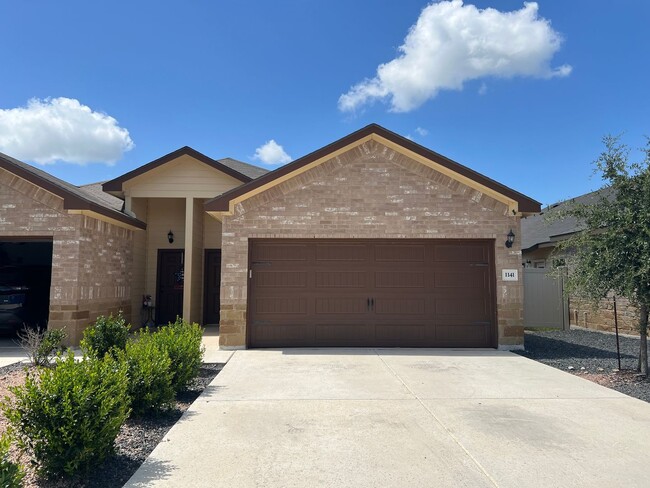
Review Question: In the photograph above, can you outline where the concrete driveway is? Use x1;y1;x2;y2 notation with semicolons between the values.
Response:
126;349;650;488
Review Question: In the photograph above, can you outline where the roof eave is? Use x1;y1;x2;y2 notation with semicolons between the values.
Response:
205;124;542;214
0;155;146;230
103;146;253;193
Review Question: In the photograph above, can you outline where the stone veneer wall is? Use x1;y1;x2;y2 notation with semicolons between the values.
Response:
0;168;133;344
219;140;523;348
569;295;639;335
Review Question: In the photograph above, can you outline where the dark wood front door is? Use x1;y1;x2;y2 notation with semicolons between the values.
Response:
248;239;496;348
156;249;184;325
203;249;222;325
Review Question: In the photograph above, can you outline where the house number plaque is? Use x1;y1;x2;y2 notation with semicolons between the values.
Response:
502;269;519;281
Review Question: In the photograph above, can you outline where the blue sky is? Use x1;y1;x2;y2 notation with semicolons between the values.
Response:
1;0;648;206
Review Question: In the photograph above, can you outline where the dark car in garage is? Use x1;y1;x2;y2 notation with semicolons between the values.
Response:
0;266;29;333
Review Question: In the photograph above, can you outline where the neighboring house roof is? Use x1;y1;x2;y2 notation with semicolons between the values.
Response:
521;187;614;251
103;146;264;194
218;157;268;180
0;152;146;230
205;123;542;214
78;182;125;212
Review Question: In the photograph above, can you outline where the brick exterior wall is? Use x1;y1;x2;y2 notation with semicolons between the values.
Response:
569;295;639;335
219;140;523;348
0;168;133;344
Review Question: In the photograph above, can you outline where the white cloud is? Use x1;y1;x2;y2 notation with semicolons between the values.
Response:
478;82;488;95
0;97;134;165
338;1;571;113
415;127;429;136
253;139;292;166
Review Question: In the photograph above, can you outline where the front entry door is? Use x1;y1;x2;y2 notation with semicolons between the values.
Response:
203;249;222;325
156;249;184;325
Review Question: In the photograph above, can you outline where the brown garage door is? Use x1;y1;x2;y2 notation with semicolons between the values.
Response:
248;239;496;348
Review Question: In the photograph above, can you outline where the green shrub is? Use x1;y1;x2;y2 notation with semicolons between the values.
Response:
120;330;174;415
152;319;204;393
80;312;130;358
2;352;130;477
0;433;25;488
16;326;66;367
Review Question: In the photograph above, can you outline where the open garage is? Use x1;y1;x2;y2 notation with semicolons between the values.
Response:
0;240;53;334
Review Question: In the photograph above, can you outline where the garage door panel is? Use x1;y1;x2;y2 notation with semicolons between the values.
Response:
252;323;315;347
315;271;368;288
252;243;310;262
375;324;425;346
315;297;367;314
315;324;374;345
374;244;425;262
375;271;425;288
249;239;496;348
435;324;491;347
434;243;488;263
316;243;368;261
256;271;308;288
435;297;489;317
254;297;308;315
374;297;426;315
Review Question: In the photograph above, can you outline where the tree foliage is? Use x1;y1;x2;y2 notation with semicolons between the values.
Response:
552;135;650;374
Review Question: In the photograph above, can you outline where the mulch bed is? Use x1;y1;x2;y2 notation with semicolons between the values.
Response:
515;328;650;403
0;362;223;488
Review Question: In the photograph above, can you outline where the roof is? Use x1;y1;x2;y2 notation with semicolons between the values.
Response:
103;146;264;193
0;152;146;229
521;187;614;251
205;123;542;214
78;182;124;212
218;157;268;180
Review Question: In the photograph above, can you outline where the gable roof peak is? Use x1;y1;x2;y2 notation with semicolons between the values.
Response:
103;146;255;193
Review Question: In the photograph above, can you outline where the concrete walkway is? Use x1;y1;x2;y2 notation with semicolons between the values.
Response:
126;349;650;488
0;338;27;367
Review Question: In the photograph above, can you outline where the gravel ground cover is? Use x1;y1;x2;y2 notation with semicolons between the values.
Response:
0;361;223;488
516;328;650;403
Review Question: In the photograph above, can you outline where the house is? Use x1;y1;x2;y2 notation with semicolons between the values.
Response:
521;188;638;334
1;124;541;348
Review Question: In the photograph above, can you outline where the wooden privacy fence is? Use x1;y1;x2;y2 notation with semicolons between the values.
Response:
523;268;568;329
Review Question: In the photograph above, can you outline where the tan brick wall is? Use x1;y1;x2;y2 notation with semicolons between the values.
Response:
569;295;639;335
219;140;523;348
0;168;133;344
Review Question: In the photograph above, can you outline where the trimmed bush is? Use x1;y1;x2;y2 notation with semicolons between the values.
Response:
121;330;174;415
2;352;130;477
80;312;130;358
152;319;204;393
0;433;25;488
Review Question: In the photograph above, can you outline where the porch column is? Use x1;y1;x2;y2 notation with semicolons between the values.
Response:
183;197;194;321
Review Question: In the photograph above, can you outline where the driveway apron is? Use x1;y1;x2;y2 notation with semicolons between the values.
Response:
125;349;650;488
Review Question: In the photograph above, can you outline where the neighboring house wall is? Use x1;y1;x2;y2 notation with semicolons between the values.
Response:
570;296;638;335
0;168;133;343
219;140;523;348
523;247;639;334
522;247;553;268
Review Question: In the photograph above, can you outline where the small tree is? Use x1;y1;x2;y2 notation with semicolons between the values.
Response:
552;135;650;375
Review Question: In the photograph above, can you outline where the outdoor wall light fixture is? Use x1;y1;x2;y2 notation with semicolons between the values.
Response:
505;229;515;248
167;230;174;244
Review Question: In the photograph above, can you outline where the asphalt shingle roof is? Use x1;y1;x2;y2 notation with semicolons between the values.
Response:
521;187;615;251
218;158;268;180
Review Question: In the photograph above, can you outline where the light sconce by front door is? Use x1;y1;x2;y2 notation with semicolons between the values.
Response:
167;230;174;244
505;229;515;248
